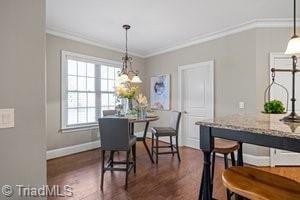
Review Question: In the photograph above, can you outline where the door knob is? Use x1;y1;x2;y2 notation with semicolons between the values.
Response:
183;111;188;114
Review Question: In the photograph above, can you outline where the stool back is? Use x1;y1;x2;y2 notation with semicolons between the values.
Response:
169;111;181;133
98;118;130;151
102;110;117;116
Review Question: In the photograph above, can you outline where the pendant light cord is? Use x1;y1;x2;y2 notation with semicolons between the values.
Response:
294;0;296;36
125;28;128;58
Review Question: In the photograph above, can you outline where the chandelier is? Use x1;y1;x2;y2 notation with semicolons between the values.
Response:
119;25;142;83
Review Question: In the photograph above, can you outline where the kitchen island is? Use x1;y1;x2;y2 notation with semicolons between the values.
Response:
196;114;300;200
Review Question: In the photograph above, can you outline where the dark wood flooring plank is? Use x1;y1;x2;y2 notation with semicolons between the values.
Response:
47;140;300;200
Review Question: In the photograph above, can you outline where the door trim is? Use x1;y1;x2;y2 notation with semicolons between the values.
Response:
269;53;300;166
178;60;214;147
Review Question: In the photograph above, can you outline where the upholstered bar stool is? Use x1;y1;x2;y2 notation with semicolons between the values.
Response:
98;118;137;190
199;138;240;200
151;111;182;164
103;110;118;165
222;166;300;200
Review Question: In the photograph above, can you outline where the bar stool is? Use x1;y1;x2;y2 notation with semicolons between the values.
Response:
98;117;136;190
151;111;181;164
222;166;300;200
199;138;240;200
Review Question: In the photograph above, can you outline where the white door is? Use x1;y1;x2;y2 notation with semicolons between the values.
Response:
269;53;300;166
179;61;214;149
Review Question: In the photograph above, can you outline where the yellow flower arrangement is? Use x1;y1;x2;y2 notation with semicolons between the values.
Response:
115;84;138;99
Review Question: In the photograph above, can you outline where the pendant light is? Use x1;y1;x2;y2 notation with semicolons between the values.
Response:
119;25;142;83
269;0;300;123
285;0;300;55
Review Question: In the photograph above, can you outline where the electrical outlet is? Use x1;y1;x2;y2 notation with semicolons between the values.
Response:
239;102;245;109
0;109;14;129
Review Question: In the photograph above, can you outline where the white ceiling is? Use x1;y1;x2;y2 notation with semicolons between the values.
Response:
46;0;296;57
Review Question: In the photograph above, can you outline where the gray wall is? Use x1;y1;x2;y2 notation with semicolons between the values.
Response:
0;0;46;194
144;28;293;156
46;34;146;150
255;28;297;111
46;27;296;157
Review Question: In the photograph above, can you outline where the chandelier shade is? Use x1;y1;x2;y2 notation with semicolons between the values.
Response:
285;0;300;55
131;75;142;83
119;73;130;83
285;36;300;55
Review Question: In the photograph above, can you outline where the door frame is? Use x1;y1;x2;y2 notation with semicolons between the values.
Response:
269;52;300;166
178;60;214;147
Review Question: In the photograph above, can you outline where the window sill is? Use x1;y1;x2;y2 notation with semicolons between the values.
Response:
60;124;98;133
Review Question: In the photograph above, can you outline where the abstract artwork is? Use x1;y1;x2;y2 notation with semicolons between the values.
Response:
150;74;170;110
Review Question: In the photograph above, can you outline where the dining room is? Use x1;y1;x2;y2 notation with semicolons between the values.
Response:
1;0;300;199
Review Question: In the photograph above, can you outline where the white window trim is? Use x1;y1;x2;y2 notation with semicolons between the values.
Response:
60;50;122;132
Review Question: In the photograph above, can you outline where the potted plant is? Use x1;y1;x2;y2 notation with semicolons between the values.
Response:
264;99;285;114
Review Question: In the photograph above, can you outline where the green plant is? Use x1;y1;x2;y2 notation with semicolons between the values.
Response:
264;100;285;113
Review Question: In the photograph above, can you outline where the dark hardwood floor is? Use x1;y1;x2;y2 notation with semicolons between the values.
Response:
47;140;300;200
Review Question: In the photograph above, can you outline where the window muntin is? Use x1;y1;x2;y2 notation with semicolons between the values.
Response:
61;51;121;129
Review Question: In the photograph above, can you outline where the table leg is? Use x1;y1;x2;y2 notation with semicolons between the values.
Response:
199;126;213;200
237;142;244;166
142;122;154;163
200;151;212;200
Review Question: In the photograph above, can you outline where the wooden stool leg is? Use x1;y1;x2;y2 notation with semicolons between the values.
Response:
176;135;181;162
156;136;159;164
125;150;130;190
170;136;174;156
132;144;136;174
230;152;236;166
101;150;106;190
224;154;229;169
224;154;231;200
109;151;115;167
151;133;154;157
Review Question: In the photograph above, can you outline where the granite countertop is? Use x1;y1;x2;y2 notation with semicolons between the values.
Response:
195;114;300;140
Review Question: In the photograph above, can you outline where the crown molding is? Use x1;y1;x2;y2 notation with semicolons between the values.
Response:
46;18;300;58
145;18;300;57
46;26;146;58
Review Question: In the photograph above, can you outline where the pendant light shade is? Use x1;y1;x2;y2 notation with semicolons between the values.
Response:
119;73;130;83
285;36;300;55
131;75;142;83
285;0;300;55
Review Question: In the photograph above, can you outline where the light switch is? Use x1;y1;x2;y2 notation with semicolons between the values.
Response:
239;102;245;109
0;109;14;129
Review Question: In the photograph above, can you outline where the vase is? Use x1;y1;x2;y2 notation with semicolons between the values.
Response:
122;98;133;115
128;98;133;111
137;106;147;119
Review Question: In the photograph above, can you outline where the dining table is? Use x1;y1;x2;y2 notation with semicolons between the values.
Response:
104;114;160;163
195;113;300;200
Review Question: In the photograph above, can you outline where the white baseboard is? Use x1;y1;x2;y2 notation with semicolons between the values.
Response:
47;140;100;160
47;136;270;166
215;152;270;166
242;153;270;166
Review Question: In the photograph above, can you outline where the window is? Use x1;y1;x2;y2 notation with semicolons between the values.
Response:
61;51;121;130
